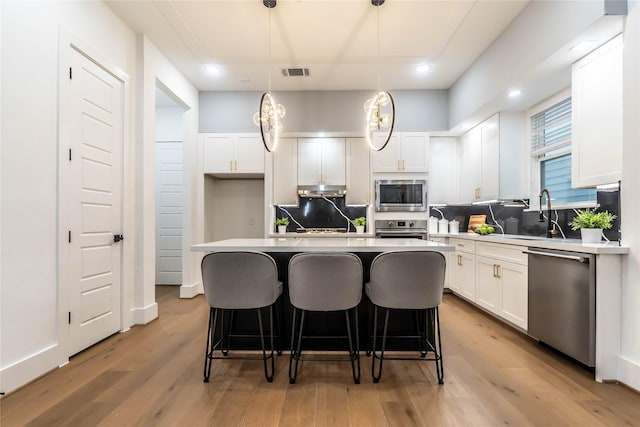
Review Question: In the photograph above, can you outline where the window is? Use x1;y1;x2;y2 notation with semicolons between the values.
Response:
530;96;596;205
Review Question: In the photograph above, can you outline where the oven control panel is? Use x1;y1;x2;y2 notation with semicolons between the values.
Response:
375;219;428;231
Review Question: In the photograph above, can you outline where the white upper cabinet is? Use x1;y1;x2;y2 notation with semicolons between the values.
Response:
346;137;371;205
297;137;346;185
372;132;429;173
272;138;298;206
371;134;401;172
428;136;458;204
457;112;526;203
459;126;481;202
202;133;264;176
572;35;623;188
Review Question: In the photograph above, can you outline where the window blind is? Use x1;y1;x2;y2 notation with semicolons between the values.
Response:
532;96;596;204
531;97;572;158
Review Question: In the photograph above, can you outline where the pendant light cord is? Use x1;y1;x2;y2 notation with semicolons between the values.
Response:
376;5;381;91
268;8;272;92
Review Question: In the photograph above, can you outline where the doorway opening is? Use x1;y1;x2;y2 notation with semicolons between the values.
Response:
155;85;186;285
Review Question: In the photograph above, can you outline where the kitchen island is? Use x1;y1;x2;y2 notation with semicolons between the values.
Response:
191;237;454;351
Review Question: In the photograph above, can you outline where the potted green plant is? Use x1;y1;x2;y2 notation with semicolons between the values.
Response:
275;217;289;234
352;217;367;234
569;208;616;243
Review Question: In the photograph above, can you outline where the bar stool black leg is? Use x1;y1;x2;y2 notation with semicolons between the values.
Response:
415;310;427;358
257;307;274;382
345;308;360;384
289;309;306;384
434;307;444;384
372;307;390;383
275;298;283;356
203;307;218;383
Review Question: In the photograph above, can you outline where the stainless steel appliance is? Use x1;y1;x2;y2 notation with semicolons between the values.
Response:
375;220;428;239
525;248;596;367
375;180;427;212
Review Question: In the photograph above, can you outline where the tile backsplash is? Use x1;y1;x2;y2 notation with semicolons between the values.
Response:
429;188;621;241
275;197;367;232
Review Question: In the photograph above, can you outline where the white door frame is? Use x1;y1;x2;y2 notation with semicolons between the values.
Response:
58;30;131;363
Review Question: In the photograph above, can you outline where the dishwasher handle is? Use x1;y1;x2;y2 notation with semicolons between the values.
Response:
522;249;589;263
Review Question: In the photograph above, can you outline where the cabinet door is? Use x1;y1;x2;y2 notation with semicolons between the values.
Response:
297;138;322;185
235;135;265;173
371;134;400;172
476;256;501;315
461;253;476;301
401;133;429;172
480;116;499;200
272;138;298;205
572;35;623;188
458;127;481;202
500;262;528;330
453;252;475;302
429;137;458;204
449;253;462;293
346;137;370;205
321;138;346;185
203;134;234;173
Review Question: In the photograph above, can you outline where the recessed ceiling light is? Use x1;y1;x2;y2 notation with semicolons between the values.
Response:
204;65;221;75
415;64;431;73
569;40;596;52
508;89;522;98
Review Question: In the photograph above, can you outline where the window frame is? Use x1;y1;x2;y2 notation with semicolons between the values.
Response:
527;88;597;211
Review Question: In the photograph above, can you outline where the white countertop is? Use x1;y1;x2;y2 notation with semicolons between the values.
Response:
267;231;376;239
429;232;629;255
192;237;454;253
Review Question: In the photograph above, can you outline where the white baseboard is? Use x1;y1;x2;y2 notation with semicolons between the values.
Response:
130;302;158;325
618;356;640;392
180;281;202;299
0;344;63;396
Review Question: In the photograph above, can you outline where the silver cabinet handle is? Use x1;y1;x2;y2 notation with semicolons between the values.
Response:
522;249;588;263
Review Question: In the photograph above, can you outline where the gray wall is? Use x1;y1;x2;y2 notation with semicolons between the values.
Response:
199;90;449;133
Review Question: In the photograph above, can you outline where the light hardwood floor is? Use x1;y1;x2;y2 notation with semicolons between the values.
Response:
2;286;639;426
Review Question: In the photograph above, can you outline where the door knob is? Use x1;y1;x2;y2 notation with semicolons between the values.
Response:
114;234;124;243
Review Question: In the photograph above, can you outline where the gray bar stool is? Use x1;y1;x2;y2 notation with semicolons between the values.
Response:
288;252;363;384
201;251;283;383
366;251;446;384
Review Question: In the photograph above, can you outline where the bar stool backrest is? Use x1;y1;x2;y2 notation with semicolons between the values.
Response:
201;251;281;309
288;253;363;311
368;251;446;309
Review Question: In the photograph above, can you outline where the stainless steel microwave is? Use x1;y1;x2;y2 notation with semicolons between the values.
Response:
375;179;427;212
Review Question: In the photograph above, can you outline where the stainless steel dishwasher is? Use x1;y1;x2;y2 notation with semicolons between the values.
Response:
525;248;596;367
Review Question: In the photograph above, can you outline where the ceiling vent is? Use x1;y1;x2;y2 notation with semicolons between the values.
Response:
282;67;310;77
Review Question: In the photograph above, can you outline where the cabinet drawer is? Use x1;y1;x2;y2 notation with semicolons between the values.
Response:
476;242;527;265
449;238;475;254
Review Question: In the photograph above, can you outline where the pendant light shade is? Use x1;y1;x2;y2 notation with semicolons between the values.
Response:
254;92;285;152
364;91;395;151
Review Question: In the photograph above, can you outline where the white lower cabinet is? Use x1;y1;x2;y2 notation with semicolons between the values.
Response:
448;238;476;302
475;242;528;330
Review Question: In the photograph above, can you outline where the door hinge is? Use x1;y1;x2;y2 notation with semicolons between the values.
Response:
69;148;72;161
69;67;72;80
68;230;71;243
68;312;71;324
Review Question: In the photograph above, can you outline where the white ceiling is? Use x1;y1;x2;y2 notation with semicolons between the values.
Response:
106;0;529;91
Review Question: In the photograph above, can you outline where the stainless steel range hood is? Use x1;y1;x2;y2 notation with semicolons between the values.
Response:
297;185;347;198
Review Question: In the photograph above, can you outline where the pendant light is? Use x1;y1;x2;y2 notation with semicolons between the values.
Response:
364;0;395;151
253;0;286;152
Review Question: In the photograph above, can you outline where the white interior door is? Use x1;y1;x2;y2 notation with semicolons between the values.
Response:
65;47;123;355
155;142;183;285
